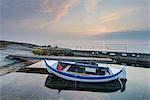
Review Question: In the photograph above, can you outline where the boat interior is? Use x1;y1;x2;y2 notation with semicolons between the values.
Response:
57;62;113;76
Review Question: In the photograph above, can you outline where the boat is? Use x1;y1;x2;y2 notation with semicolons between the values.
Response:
43;60;126;82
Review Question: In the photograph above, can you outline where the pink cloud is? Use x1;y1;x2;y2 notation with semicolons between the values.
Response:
41;0;77;24
99;8;137;24
84;0;101;13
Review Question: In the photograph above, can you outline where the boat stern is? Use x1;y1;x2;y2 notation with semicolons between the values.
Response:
109;66;126;80
42;60;58;73
120;67;126;79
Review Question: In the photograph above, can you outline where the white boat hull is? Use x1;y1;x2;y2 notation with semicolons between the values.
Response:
43;60;126;82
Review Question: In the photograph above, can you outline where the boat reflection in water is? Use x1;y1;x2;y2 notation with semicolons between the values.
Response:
45;74;127;93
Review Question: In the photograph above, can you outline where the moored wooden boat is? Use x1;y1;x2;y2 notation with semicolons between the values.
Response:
43;60;126;82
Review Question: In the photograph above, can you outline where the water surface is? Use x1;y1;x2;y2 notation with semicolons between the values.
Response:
0;62;149;100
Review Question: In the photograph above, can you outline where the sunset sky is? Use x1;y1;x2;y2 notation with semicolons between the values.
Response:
1;0;150;52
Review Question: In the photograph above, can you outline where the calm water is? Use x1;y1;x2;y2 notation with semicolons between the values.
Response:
0;62;149;100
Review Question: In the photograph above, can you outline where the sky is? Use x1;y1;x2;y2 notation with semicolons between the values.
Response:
0;0;150;53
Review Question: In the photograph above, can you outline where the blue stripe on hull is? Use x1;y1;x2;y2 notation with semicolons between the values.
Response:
44;60;122;80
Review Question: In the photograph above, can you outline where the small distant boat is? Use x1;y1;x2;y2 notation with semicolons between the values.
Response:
43;60;126;82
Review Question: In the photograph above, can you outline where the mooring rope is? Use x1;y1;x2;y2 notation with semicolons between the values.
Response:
75;73;77;89
118;74;123;89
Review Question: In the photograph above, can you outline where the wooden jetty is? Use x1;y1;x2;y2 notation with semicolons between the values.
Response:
8;54;113;63
8;50;150;68
73;50;150;67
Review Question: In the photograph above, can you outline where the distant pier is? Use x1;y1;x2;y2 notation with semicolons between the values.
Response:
8;54;113;63
73;50;150;67
7;50;150;68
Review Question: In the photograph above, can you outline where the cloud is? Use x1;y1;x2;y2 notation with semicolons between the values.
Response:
90;30;150;41
95;6;149;34
1;0;149;40
1;0;41;21
1;0;78;30
99;12;121;23
82;26;117;35
83;0;101;13
99;8;136;24
40;0;77;24
7;0;78;31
